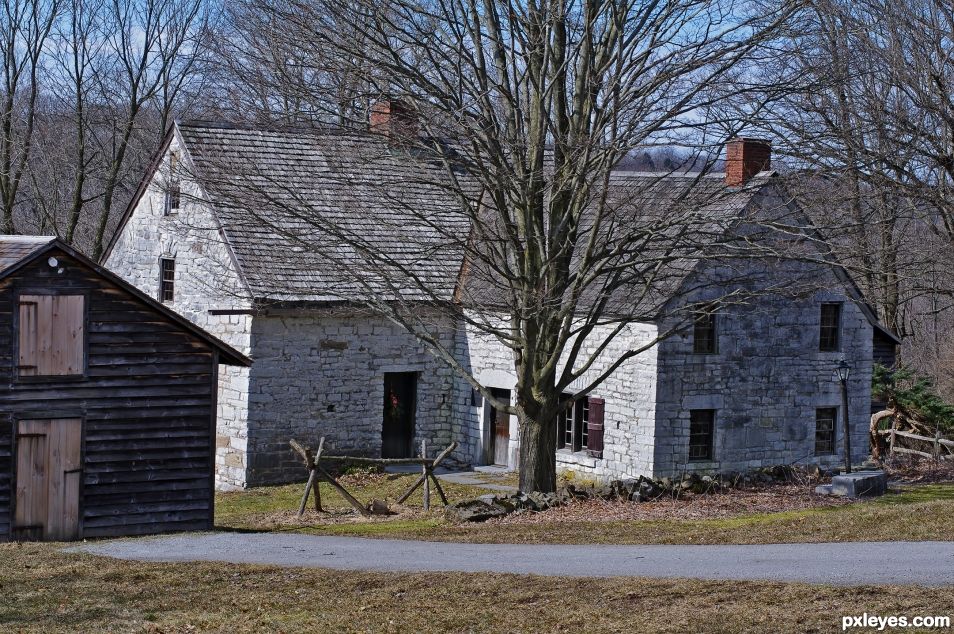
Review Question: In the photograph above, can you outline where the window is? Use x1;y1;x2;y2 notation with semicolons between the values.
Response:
164;152;180;215
556;395;605;457
17;294;85;377
560;396;574;449
688;409;715;461
819;303;841;351
692;310;717;354
815;407;837;455
159;257;175;303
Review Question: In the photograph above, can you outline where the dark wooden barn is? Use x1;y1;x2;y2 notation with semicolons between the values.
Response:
0;236;249;541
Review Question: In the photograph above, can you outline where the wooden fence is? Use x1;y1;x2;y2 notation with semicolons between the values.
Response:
877;428;954;460
289;437;459;517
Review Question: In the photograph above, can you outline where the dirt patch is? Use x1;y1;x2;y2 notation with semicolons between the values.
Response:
487;482;854;525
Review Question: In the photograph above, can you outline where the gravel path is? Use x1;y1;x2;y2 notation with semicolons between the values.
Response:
73;533;954;586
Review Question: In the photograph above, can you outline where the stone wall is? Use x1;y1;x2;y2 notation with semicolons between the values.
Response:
652;263;874;478
244;311;459;486
453;314;660;480
104;133;254;490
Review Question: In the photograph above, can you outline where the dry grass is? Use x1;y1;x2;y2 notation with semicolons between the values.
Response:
216;471;500;532
218;474;954;546
1;541;952;633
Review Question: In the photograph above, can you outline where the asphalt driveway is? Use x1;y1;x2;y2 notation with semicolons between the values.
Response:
73;533;954;586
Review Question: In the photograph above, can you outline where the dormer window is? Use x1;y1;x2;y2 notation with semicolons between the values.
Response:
164;152;181;215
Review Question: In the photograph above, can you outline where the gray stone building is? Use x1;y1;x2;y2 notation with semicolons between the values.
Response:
103;116;899;489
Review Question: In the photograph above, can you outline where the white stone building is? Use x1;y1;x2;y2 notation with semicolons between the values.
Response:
104;117;899;489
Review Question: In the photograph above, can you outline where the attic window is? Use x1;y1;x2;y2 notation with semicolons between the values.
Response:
159;257;175;303
17;294;85;377
164;152;181;215
692;310;717;354
819;303;841;351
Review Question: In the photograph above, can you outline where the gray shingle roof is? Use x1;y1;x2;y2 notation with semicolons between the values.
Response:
178;122;474;303
0;235;56;276
174;121;769;308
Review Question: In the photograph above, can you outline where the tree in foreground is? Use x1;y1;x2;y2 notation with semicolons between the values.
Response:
202;0;801;492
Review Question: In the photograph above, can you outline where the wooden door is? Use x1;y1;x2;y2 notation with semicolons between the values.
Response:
18;295;85;377
382;373;417;458
489;388;511;466
14;419;82;541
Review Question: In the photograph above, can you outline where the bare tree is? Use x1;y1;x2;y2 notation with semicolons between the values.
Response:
0;0;59;233
202;0;800;492
754;0;954;390
210;0;373;125
87;0;215;259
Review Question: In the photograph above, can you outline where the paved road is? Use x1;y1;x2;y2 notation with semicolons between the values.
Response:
74;533;954;586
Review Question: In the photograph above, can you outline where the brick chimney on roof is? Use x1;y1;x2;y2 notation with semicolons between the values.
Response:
369;99;418;142
725;137;771;186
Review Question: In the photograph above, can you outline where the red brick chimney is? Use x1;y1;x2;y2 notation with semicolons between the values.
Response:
369;99;418;142
725;138;771;186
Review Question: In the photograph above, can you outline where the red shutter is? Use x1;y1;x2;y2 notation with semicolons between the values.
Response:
586;397;604;458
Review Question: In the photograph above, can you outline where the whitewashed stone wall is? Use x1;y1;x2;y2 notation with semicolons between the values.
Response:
104;133;254;490
652;265;874;477
244;311;459;485
453;314;660;480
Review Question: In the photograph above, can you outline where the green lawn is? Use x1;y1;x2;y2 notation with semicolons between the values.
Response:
2;541;951;633
217;476;954;545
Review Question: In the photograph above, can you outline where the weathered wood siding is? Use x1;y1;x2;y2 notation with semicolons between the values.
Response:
0;250;217;540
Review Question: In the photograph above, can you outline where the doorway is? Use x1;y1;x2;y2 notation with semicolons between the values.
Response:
382;373;417;458
14;418;82;541
488;388;511;466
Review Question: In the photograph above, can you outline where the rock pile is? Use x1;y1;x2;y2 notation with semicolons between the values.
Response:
444;464;832;523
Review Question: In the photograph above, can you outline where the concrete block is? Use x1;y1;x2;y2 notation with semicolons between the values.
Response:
829;470;887;498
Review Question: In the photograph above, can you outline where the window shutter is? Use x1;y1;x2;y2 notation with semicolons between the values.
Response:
586;397;604;458
17;295;84;377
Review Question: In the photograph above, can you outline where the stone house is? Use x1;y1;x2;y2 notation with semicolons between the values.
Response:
103;116;899;489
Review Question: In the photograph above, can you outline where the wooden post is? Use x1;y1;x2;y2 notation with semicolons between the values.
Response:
396;441;457;505
431;471;448;505
935;429;941;461
313;437;325;512
317;465;372;517
890;423;897;456
421;440;430;511
297;470;317;516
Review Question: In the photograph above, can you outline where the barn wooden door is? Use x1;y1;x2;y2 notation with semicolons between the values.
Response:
14;419;82;541
489;388;511;466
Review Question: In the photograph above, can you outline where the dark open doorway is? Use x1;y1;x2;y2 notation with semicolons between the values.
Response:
382;372;417;458
488;388;511;466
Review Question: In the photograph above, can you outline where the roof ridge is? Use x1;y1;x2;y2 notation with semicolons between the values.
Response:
176;119;363;137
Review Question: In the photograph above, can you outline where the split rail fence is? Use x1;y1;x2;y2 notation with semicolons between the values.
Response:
877;428;954;460
289;437;459;517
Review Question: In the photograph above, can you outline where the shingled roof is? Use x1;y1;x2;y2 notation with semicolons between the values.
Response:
173;122;475;304
129;122;775;309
